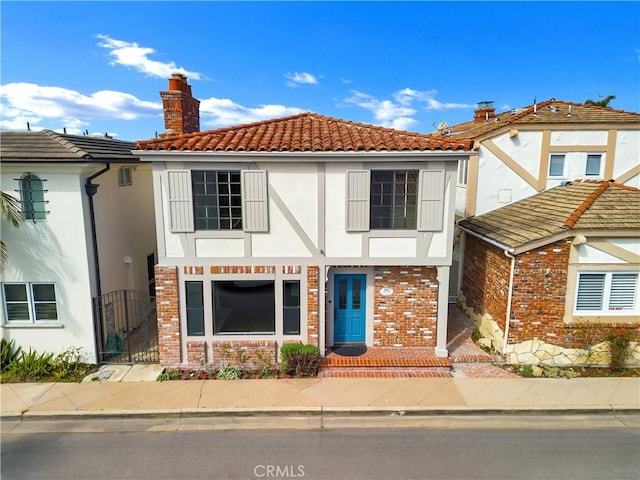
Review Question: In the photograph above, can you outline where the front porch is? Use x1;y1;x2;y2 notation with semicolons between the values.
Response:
319;306;512;378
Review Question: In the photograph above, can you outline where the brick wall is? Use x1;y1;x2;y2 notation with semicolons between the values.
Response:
307;266;319;346
462;236;640;349
462;235;511;331
155;265;181;367
372;266;438;347
508;240;570;345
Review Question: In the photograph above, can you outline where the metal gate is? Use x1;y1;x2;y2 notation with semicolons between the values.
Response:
93;290;158;363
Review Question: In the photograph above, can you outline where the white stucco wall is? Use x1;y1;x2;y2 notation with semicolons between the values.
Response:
325;163;363;257
153;157;459;263
93;164;157;295
472;127;640;215
1;166;97;361
614;130;640;187
578;238;640;264
475;147;537;216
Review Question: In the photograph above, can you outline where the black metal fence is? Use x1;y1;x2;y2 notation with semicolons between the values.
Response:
93;290;158;363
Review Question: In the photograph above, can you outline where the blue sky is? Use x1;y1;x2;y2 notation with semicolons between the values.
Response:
1;1;639;141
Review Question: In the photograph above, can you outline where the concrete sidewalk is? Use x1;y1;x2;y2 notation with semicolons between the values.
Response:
2;375;638;420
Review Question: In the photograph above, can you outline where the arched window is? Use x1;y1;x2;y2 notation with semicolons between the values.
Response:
20;174;47;221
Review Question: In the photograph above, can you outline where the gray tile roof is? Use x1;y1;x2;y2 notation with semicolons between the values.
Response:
449;99;640;139
0;130;136;162
457;180;640;252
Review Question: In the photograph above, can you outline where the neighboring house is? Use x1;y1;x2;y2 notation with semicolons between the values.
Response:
450;99;640;218
457;180;640;367
0;131;156;363
446;99;640;302
135;74;473;369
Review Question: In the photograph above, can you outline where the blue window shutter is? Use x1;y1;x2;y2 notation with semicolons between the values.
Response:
167;170;194;232
417;170;445;232
346;170;370;232
241;170;268;232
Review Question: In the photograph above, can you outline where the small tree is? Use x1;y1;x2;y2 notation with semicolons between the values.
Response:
585;95;616;108
0;191;22;271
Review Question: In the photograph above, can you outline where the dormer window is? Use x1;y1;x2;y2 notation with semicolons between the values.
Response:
18;173;48;221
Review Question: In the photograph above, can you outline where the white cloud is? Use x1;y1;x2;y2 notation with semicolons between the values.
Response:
285;72;319;87
200;97;305;128
96;34;202;80
0;82;161;134
345;88;473;130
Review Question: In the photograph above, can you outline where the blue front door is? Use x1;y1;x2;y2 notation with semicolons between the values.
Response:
334;274;366;343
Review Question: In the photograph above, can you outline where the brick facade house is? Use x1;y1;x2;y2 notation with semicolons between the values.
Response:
136;75;473;370
458;180;640;366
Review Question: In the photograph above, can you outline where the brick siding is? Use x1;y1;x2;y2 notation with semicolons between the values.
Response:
462;235;639;348
155;265;181;367
373;267;438;347
307;266;319;346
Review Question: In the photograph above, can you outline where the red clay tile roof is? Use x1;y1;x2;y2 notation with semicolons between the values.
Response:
135;112;473;152
449;99;640;139
457;180;640;252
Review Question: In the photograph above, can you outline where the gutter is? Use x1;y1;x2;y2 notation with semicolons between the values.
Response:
502;250;516;355
455;224;515;254
85;164;110;300
85;163;110;364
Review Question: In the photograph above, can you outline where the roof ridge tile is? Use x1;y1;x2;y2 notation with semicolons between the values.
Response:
563;180;612;229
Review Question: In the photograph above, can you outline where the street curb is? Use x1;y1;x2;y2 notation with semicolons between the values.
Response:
6;405;639;421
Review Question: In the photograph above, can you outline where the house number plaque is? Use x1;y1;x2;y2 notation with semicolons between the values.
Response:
379;287;393;296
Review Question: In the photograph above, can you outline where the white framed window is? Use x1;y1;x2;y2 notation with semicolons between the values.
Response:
575;272;638;315
548;154;565;177
585;154;602;177
2;283;59;323
117;166;132;186
457;159;469;186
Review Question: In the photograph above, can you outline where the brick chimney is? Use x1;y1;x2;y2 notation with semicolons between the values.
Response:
160;74;200;136
473;101;495;124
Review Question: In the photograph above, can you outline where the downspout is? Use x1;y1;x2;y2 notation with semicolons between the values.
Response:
85;163;110;364
502;250;516;355
85;163;110;300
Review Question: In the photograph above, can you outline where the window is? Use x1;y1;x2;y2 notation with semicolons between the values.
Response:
575;272;638;315
283;280;300;335
212;281;275;334
19;174;47;221
457;159;469;186
192;170;242;230
585;154;602;177
167;170;267;233
185;281;204;335
346;169;444;232
118;166;132;186
549;154;565;177
3;283;58;323
370;170;418;229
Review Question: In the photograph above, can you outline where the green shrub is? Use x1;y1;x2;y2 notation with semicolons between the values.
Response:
604;331;633;371
1;338;23;371
52;347;94;382
216;365;241;380
280;344;320;377
4;348;55;379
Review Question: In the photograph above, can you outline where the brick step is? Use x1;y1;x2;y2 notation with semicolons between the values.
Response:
319;366;452;378
450;353;502;364
320;357;451;368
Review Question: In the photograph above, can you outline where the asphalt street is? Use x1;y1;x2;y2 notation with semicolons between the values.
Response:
2;414;639;480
